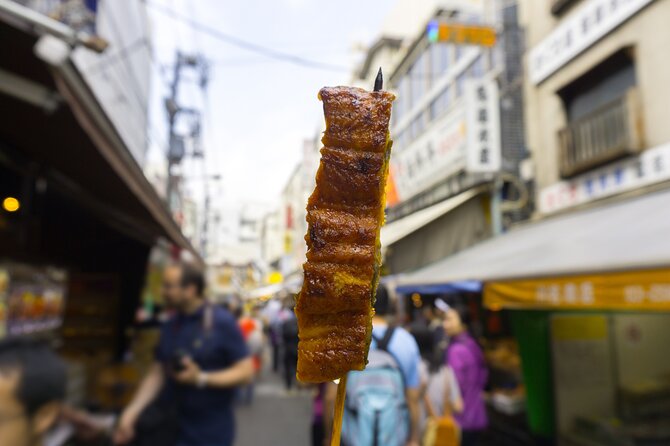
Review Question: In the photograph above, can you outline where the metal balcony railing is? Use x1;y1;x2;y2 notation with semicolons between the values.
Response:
558;88;644;178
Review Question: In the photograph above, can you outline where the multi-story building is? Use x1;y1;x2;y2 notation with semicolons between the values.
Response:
480;0;670;441
392;2;670;443
278;161;309;276
377;0;528;273
522;0;670;216
260;137;321;278
16;0;153;166
260;210;282;269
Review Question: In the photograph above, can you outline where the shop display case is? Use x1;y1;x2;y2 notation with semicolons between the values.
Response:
0;262;67;339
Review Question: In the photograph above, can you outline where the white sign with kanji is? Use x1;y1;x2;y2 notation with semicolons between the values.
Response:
390;108;467;203
464;79;501;173
529;0;654;85
539;142;670;214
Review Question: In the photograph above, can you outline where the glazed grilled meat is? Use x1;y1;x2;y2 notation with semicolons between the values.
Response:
296;86;395;383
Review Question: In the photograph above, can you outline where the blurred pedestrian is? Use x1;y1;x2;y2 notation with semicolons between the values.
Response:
334;285;422;446
114;263;254;446
311;383;326;446
280;300;299;393
0;338;66;446
262;299;282;373
238;308;263;404
411;324;463;436
444;305;488;446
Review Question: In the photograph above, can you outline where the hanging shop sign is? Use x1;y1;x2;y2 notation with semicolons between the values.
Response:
529;0;654;84
465;78;501;173
539;142;670;215
427;21;497;47
484;267;670;311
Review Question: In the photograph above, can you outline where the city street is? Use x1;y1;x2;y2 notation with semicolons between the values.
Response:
3;1;670;446
237;372;312;446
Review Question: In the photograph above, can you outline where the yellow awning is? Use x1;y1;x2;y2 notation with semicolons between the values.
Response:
395;188;670;311
485;267;670;311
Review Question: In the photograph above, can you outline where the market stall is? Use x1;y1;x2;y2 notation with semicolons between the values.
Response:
0;2;200;420
395;188;670;445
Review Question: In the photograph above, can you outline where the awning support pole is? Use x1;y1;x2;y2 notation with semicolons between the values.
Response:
491;176;503;236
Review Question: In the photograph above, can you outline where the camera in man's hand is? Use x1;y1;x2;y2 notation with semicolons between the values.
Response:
172;349;188;373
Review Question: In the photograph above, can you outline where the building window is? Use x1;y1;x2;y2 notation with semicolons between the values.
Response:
430;42;450;83
395;76;410;122
394;129;405;151
410;114;425;140
470;55;483;78
557;48;642;177
455;72;467;97
560;50;636;122
430;85;451;120
410;52;428;108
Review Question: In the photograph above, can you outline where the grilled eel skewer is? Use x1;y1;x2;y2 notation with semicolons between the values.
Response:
296;84;395;383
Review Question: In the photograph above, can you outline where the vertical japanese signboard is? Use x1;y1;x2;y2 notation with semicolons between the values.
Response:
465;79;501;173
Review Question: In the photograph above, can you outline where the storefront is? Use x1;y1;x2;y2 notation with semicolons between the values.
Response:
395;187;670;444
486;270;670;445
0;2;200;410
381;185;492;274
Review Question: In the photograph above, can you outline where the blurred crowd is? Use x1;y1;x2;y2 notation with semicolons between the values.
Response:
321;286;488;446
0;264;489;446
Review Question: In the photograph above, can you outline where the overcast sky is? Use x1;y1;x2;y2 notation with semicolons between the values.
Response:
145;0;397;220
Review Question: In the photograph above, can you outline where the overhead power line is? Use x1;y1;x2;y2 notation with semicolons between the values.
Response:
83;37;148;75
144;0;350;72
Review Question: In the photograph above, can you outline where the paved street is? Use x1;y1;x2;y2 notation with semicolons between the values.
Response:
236;372;313;446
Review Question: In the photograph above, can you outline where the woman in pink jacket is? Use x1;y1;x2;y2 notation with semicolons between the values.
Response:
444;305;488;446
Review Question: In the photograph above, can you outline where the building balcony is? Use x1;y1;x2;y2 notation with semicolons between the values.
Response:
558;88;644;178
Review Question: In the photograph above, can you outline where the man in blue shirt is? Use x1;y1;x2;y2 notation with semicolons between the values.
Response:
114;263;254;446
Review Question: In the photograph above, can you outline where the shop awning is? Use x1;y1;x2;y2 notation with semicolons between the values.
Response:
0;2;201;265
381;186;487;247
396;280;482;295
395;188;670;309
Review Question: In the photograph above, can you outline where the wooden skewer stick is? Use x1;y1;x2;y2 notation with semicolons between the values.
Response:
330;374;348;446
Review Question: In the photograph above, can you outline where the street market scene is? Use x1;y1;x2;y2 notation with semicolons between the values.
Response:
1;0;670;445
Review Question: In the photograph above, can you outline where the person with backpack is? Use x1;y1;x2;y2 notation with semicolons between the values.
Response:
327;286;421;446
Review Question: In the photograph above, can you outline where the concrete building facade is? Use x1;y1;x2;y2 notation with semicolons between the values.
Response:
520;0;670;215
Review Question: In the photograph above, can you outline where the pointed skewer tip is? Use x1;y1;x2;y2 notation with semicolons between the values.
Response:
373;67;383;92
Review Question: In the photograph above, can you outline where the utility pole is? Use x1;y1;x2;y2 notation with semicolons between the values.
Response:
164;52;209;212
201;193;210;255
165;52;183;208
